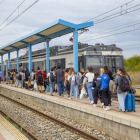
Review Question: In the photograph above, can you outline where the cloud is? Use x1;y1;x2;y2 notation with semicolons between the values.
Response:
0;0;140;61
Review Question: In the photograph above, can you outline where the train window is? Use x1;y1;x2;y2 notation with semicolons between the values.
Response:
86;56;103;70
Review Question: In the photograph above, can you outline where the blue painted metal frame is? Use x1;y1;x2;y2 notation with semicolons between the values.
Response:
0;19;93;54
46;41;50;92
28;44;32;73
1;55;3;80
73;29;78;73
8;52;10;70
17;50;19;72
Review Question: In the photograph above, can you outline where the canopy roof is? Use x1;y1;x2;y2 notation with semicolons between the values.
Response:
0;19;93;55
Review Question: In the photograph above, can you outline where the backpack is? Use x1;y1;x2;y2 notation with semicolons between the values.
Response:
45;78;49;86
15;73;18;79
18;74;22;80
50;72;55;82
119;75;130;92
75;75;82;85
26;71;30;77
96;76;101;88
33;74;35;80
37;71;42;81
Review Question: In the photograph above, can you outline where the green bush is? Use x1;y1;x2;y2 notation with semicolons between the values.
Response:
124;55;140;72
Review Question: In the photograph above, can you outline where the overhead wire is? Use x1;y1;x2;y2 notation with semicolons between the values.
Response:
0;0;39;31
84;0;135;22
79;19;140;40
0;0;4;4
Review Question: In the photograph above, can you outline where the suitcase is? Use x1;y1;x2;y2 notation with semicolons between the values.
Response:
125;94;135;112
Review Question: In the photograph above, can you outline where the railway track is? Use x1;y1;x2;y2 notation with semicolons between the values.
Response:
0;93;100;140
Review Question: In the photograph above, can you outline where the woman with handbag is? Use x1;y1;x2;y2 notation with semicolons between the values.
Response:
68;68;78;100
64;68;70;99
83;67;94;104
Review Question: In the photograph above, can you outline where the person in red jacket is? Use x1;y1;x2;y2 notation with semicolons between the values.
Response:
35;67;44;93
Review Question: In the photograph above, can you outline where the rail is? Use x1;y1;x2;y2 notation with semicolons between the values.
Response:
0;92;100;140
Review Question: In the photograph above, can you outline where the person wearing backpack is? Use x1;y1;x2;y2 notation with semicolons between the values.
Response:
35;67;43;93
55;65;64;97
67;67;78;100
93;71;100;107
24;67;28;83
14;70;18;87
113;68;129;112
100;66;110;111
18;70;24;88
83;67;94;104
10;70;14;86
64;68;70;98
48;67;55;96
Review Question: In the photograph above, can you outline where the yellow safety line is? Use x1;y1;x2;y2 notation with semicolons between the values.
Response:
0;114;29;140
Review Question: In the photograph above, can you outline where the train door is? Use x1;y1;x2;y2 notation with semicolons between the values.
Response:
78;56;84;72
105;56;123;73
105;56;116;73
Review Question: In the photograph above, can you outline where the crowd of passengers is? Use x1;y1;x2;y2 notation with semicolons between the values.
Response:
4;65;132;112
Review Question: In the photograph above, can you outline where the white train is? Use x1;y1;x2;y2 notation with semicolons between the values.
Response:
1;43;124;77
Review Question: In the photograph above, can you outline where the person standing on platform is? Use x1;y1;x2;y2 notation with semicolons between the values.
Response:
54;66;57;93
55;65;64;97
64;68;70;99
7;69;10;84
14;70;18;87
18;70;24;88
68;68;78;100
24;67;28;85
43;70;47;92
0;69;2;83
35;67;43;93
48;67;55;96
83;67;94;104
113;68;128;112
92;71;100;107
10;70;14;86
101;66;110;111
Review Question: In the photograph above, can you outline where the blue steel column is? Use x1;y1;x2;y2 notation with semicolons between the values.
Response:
73;29;78;98
73;29;78;73
28;44;32;73
8;52;10;70
46;40;50;92
17;50;19;72
1;55;3;80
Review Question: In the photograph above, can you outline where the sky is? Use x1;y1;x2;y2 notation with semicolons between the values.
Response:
0;0;140;61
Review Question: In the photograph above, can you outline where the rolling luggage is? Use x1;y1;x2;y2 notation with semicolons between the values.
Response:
125;93;135;112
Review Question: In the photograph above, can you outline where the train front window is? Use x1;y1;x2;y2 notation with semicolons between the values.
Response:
86;56;103;71
105;56;123;73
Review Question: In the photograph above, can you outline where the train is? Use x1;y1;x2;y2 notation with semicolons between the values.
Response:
1;43;124;79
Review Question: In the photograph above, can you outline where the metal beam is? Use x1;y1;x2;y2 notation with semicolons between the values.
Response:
10;46;17;49
20;41;28;44
1;55;3;80
2;49;8;52
46;41;50;92
73;29;78;73
76;21;94;30
17;50;19;72
36;34;46;38
47;28;73;39
8;52;10;70
28;44;32;73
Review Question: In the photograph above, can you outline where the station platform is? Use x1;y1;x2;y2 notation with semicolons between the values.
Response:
0;83;140;140
0;113;28;140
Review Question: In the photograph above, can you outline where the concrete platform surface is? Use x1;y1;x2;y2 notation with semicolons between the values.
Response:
1;83;140;129
0;114;28;140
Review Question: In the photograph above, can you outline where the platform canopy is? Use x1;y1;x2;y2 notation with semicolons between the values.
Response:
0;19;93;55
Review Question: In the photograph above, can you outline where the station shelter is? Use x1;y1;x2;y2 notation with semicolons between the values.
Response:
0;19;94;86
